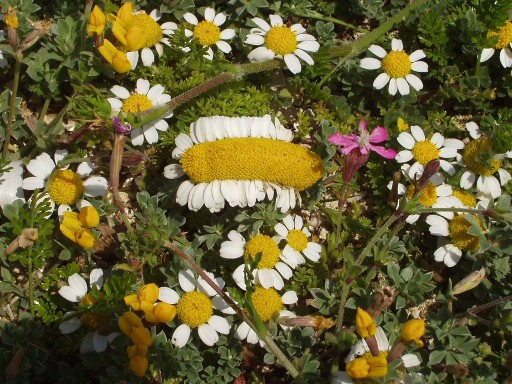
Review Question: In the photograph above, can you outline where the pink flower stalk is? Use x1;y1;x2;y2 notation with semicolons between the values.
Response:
329;120;397;183
328;120;397;159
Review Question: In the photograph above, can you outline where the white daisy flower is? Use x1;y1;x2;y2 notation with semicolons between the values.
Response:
235;285;297;345
426;213;484;267
480;21;512;68
22;150;108;215
124;9;177;69
162;269;232;347
220;230;295;290
274;214;322;267
164;115;323;213
244;14;320;74
0;160;25;209
388;169;460;224
360;38;428;96
459;122;511;199
108;78;173;146
333;327;420;384
182;7;235;60
59;269;118;353
395;125;464;177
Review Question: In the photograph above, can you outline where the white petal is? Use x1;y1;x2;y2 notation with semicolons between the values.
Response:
269;14;283;26
499;48;512;68
178;269;196;292
360;57;381;70
245;34;265;45
368;44;387;58
411;61;428;72
216;40;232;53
89;269;103;290
248;46;275;62
480;48;495;63
143;126;159;144
405;74;423;91
235;322;251;340
397;77;410;95
83;177;108;197
498;168;511;186
391;38;403;51
409;50;426;62
27;152;55;180
402;354;421;368
141;48;155;67
80;332;95;354
214;13;226;26
296;40;319;53
477;175;501;198
158;287;180;304
282;291;298;304
22;176;45;190
76;161;94;178
110;85;130;99
275;262;293;279
232;264;247;290
164;164;184;179
183;13;198;25
130;128;144;146
204;7;215;22
59;285;83;303
294;49;314;65
251;17;271;32
388;78;398;95
59;316;82;334
208;315;230;334
172;324;191;347
373;72;390;89
93;332;108;352
460;171;476;189
198;323;219;346
176;180;195;206
147;84;165;101
426;215;449;236
284;54;302;73
395;150;414;163
135;79;150;95
397;132;415;149
256;269;276;289
410;125;426;142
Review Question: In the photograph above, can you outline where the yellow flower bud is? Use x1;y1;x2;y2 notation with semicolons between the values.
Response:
129;354;148;377
139;284;159;304
87;5;106;36
130;324;152;347
60;212;95;248
79;206;100;228
346;355;388;379
5;7;19;29
98;39;132;73
401;319;425;348
127;343;148;358
124;294;141;310
346;357;369;379
355;307;376;338
152;302;177;323
124;26;146;51
109;2;134;29
76;228;95;249
365;355;388;378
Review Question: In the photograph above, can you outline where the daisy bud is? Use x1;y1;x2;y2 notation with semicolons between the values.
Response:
5;7;19;51
78;206;100;228
129;354;149;377
355;307;377;338
401;319;425;347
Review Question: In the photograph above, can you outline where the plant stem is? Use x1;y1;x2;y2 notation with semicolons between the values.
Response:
2;53;22;160
291;10;367;33
164;240;300;379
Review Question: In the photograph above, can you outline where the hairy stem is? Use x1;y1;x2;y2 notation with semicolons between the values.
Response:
3;54;22;159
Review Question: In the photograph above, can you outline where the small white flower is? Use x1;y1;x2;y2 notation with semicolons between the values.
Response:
59;269;118;353
162;269;232;347
22;150;108;215
245;14;320;74
480;21;512;68
360;38;428;95
458;122;511;199
274;214;322;267
182;7;235;60
395;125;464;177
0;160;25;209
108;78;173;146
220;230;294;290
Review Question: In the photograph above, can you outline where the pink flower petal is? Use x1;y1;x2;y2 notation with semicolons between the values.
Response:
370;145;397;159
369;126;389;143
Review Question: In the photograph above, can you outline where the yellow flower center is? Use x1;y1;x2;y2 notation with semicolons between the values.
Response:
411;140;440;165
193;20;221;46
5;12;19;29
382;50;412;78
407;183;438;207
81;293;96;306
265;25;297;55
448;215;482;251
122;94;153;113
251;286;283;322
286;229;308;252
181;138;323;191
132;14;163;48
487;21;512;49
245;234;280;269
452;189;477;208
177;291;213;328
462;137;502;176
48;169;84;205
80;312;108;330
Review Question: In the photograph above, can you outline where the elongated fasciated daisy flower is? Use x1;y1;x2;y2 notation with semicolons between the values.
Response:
235;285;297;345
162;269;232;347
220;230;294;290
164;115;323;213
110;2;177;69
274;214;322;267
395;125;464;178
108;79;173;146
22;150;108;215
458;122;511;199
426;213;484;267
244;15;320;74
360;38;428;96
59;269;119;353
182;7;235;60
480;21;512;68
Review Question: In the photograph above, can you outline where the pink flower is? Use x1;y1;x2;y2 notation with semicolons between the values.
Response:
328;120;397;160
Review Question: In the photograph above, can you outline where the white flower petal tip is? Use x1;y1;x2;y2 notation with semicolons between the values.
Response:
168;115;323;213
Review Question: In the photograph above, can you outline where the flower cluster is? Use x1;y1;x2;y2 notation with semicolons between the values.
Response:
60;206;100;249
124;283;177;324
118;311;153;377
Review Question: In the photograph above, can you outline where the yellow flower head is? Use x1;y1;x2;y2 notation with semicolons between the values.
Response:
401;318;425;347
397;117;409;132
98;39;132;73
87;5;106;36
5;7;19;29
129;354;149;377
125;283;160;312
355;307;377;339
60;211;96;249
